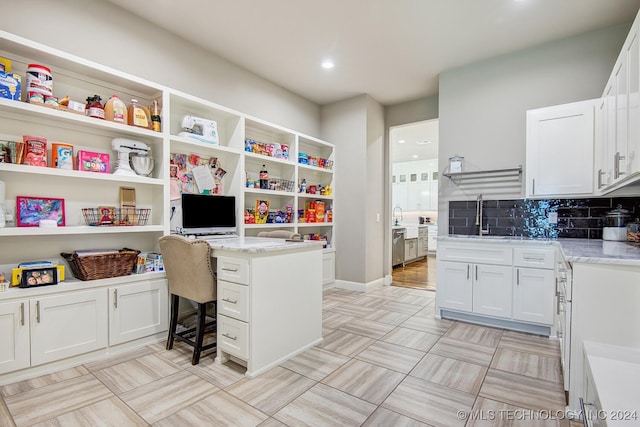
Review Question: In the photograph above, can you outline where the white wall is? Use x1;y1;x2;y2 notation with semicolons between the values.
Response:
321;96;368;283
0;0;320;136
438;23;632;235
365;96;385;283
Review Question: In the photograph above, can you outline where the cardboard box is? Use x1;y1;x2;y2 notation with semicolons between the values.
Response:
77;150;110;173
0;71;21;101
51;142;74;169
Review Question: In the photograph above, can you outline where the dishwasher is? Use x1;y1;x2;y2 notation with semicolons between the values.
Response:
392;228;405;267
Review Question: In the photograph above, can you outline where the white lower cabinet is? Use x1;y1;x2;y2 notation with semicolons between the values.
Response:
322;250;336;286
108;279;168;346
30;289;108;367
437;240;556;331
438;261;512;318
0;300;30;374
512;267;555;324
404;238;418;262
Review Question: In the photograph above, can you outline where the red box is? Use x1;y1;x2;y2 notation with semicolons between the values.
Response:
77;150;110;173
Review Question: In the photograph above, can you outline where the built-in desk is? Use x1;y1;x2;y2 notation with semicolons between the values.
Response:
206;237;324;377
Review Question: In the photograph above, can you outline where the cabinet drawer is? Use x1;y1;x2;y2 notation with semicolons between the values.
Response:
218;280;249;322
513;247;555;269
438;243;512;265
217;256;249;285
218;315;249;359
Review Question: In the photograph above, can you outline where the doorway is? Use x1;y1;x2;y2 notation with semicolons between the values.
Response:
389;119;439;291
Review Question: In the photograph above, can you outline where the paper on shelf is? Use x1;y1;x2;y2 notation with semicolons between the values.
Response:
191;164;216;192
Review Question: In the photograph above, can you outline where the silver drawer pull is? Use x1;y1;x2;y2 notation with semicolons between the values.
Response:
579;398;594;427
222;267;239;272
20;303;25;326
523;256;544;261
222;333;237;341
222;298;238;304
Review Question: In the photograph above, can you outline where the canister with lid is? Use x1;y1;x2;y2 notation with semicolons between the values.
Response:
25;64;53;97
602;205;630;241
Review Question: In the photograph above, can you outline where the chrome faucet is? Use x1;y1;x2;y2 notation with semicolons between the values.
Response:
393;206;403;226
475;194;490;236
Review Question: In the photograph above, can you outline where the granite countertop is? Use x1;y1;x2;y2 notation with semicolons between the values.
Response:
438;235;640;266
204;236;324;253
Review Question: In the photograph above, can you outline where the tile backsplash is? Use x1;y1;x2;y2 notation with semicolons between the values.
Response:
448;197;640;239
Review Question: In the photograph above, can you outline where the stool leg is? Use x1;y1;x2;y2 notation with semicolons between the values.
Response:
167;294;179;350
192;302;207;365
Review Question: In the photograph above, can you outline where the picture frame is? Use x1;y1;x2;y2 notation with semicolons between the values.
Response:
16;196;65;227
19;267;59;288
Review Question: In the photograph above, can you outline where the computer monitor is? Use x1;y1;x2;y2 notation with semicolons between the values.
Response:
180;193;237;235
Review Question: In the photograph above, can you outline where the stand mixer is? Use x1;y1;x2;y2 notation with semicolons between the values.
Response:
178;115;219;144
111;138;152;176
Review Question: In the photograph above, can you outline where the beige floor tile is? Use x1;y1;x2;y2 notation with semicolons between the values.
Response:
499;330;561;358
119;370;217;424
363;309;412;326
410;353;487;394
322;311;355;329
258;418;289;427
381;326;441;352
400;314;453;335
430;336;497;366
187;358;246;389
322;290;362;304
331;304;378;318
273;383;377;427
93;353;182;394
338;318;395;340
226;366;315;415
444;322;503;348
380;301;424;315
466;396;568;427
30;396;147;427
393;293;435;306
382;375;475;427
479;369;566;412
0;396;15;427
154;390;268;427
318;329;376;357
83;345;157;372
362;407;431;426
368;286;413;297
280;347;350;381
349;295;391;309
4;375;113;426
0;366;89;398
155;339;217;368
322;359;405;405
491;347;562;383
356;341;425;374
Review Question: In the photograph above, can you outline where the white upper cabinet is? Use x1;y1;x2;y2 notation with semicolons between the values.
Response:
526;99;597;198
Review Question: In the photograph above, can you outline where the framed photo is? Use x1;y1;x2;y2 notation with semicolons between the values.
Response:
20;267;59;288
16;196;65;227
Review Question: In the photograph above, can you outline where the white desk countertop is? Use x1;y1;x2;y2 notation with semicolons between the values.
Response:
202;236;324;253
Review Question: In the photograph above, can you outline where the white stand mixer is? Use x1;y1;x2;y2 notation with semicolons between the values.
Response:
111;138;151;176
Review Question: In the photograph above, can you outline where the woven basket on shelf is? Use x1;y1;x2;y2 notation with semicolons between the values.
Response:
61;248;140;281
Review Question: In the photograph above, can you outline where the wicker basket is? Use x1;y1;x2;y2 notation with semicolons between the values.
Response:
82;208;151;226
61;248;140;281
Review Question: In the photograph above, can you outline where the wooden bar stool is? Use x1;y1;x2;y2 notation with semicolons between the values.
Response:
159;235;217;365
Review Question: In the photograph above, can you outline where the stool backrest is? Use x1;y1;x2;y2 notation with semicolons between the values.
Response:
159;235;216;303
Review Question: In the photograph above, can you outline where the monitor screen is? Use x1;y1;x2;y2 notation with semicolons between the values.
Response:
181;194;237;235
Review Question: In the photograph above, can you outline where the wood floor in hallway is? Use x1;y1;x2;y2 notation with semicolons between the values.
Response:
392;254;436;291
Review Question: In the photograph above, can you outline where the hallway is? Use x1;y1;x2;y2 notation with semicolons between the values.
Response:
391;254;436;291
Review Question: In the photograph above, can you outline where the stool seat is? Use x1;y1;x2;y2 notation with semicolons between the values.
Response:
159;235;217;365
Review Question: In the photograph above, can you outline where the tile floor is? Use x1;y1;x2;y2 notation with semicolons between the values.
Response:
0;286;583;427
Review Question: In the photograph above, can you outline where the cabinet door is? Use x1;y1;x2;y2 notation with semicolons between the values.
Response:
322;251;335;285
526;99;596;197
513;267;555;325
472;264;513;319
594;96;611;191
627;24;640;175
109;279;169;346
30;289;108;366
437;261;472;312
0;300;30;374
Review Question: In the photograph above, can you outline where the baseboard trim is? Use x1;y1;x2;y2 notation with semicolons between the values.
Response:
335;277;385;292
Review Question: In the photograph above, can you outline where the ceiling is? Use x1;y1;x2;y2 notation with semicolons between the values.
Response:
390;119;439;164
107;0;640;106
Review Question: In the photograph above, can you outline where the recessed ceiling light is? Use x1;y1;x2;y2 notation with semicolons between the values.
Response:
321;59;335;69
416;140;432;145
412;154;418;159
398;139;405;144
